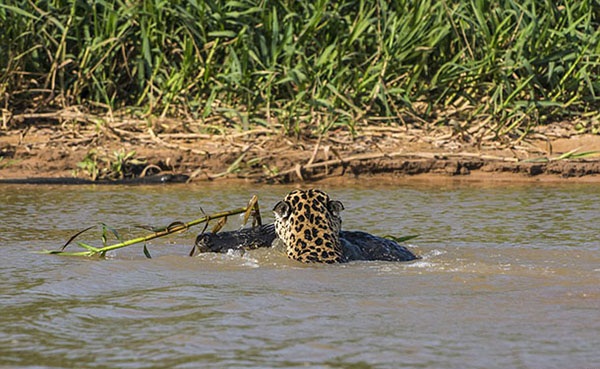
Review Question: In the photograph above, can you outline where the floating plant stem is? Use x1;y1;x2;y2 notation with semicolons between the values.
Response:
43;195;260;257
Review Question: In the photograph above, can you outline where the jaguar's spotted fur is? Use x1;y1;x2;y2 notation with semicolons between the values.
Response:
195;189;419;263
272;189;344;263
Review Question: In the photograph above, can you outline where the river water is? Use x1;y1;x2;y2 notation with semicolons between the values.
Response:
1;181;598;369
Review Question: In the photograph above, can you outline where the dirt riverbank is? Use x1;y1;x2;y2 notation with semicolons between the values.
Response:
1;115;599;184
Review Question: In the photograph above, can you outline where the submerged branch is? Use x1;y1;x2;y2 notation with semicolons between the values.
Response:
43;195;260;257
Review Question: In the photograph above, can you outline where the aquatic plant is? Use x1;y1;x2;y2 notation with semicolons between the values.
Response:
1;0;598;137
43;193;419;259
44;195;262;257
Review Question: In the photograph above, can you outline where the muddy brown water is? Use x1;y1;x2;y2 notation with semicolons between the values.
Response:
1;181;599;369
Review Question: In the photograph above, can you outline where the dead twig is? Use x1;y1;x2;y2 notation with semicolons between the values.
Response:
306;135;323;166
148;128;209;156
266;151;520;180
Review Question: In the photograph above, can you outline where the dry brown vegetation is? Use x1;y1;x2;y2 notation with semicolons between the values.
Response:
1;110;599;183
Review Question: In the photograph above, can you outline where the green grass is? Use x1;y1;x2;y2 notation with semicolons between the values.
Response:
1;0;599;136
74;149;147;180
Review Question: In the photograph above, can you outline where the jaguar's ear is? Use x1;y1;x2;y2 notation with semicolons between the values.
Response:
328;200;344;216
273;201;291;219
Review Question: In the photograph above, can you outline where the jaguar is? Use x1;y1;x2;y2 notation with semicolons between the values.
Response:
195;189;419;263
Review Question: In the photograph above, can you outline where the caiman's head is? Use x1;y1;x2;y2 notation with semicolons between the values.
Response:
272;189;344;263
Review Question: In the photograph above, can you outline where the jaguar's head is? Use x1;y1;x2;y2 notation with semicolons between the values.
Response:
272;189;344;263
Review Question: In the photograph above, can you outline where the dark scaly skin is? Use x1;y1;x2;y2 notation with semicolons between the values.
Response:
338;231;418;262
195;189;419;263
195;224;278;253
195;227;418;262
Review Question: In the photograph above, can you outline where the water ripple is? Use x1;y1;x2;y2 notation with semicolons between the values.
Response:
2;183;599;368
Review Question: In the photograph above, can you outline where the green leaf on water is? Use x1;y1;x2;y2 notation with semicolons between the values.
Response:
143;244;152;259
383;234;419;243
101;223;122;246
45;249;68;255
61;225;97;251
76;242;99;252
166;221;187;232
